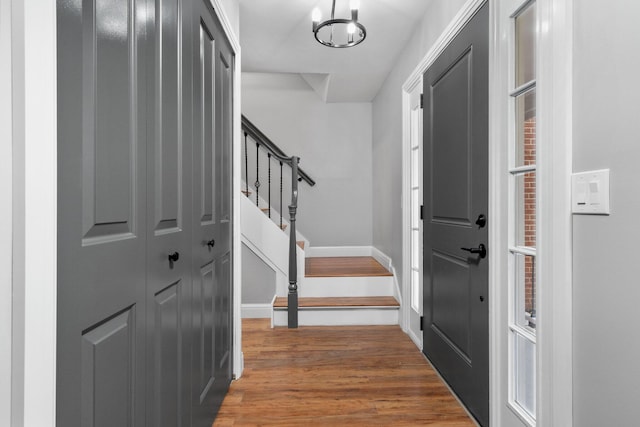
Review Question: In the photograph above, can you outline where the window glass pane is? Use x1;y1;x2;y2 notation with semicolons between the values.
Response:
411;269;420;312
514;333;536;417
411;230;420;269
515;3;536;86
411;148;420;187
515;172;536;248
514;252;536;330
515;89;536;167
411;188;420;228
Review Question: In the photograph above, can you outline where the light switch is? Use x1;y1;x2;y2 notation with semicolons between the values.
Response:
572;169;610;215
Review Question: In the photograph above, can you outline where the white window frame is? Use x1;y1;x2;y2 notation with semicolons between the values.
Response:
489;0;573;426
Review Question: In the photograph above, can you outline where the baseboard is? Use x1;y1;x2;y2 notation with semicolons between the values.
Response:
371;247;403;306
407;327;423;350
241;303;273;318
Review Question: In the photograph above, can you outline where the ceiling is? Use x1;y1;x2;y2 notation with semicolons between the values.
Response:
239;0;433;103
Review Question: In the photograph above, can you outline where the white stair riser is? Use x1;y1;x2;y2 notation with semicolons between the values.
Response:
300;276;394;297
273;308;399;327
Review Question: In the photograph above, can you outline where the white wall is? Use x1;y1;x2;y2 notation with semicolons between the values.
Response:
371;0;468;337
242;72;373;247
1;0;13;423
572;1;640;425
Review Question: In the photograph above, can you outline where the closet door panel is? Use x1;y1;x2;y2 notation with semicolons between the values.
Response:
145;0;192;425
57;0;147;425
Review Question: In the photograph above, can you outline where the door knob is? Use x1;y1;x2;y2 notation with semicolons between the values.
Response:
206;239;215;248
168;252;180;262
475;214;487;228
461;244;487;259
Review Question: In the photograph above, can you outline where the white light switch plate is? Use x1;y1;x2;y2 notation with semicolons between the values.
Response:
572;169;610;215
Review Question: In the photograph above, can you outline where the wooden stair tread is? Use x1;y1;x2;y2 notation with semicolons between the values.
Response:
297;241;305;249
241;190;252;196
260;207;270;212
305;256;393;278
273;296;399;309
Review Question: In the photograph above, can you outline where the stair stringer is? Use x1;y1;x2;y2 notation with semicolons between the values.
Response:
241;180;310;249
240;195;305;303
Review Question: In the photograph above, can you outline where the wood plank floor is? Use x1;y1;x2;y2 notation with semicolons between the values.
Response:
273;296;400;308
213;319;475;426
305;256;393;277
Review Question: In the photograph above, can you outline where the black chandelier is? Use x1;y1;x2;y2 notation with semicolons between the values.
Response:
312;0;366;48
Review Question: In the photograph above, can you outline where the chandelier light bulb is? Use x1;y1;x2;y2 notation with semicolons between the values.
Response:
347;22;356;34
350;0;360;10
312;7;322;23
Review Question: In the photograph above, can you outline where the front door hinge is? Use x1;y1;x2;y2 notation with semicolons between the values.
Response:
420;205;424;220
420;316;425;331
420;93;424;109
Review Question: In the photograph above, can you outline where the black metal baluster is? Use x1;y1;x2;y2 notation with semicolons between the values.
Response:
279;161;283;229
267;153;272;218
255;142;260;206
244;132;248;196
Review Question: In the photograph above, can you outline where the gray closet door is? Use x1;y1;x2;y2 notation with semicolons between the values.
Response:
145;0;193;425
190;0;233;424
57;0;148;425
422;3;489;426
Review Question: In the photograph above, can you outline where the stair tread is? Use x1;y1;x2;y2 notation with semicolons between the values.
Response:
260;207;270;212
297;241;305;249
305;256;393;278
274;296;399;309
241;190;252;196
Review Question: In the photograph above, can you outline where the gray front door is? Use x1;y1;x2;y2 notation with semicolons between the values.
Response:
190;0;234;423
422;3;489;426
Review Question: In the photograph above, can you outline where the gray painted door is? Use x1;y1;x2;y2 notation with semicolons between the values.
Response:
57;0;148;425
422;4;489;426
145;0;193;425
190;0;233;424
57;0;233;425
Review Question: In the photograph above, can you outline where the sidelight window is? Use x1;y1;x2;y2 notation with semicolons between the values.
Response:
508;0;537;424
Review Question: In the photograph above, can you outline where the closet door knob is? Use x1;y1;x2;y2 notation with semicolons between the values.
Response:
207;239;215;248
168;252;180;262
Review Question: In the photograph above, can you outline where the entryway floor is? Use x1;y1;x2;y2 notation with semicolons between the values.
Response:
213;319;475;426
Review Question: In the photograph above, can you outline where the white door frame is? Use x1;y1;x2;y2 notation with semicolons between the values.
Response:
9;0;58;426
402;0;573;424
9;0;241;425
489;0;573;425
1;0;14;424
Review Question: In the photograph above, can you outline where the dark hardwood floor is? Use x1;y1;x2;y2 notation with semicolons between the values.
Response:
213;319;475;426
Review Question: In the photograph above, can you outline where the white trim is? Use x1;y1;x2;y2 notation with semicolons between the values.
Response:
11;0;58;425
206;0;244;380
241;303;275;319
400;0;487;349
535;0;573;425
371;247;402;304
305;246;373;258
488;2;508;424
0;0;13;423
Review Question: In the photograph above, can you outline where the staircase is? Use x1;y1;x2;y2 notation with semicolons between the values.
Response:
272;255;400;327
240;115;401;328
